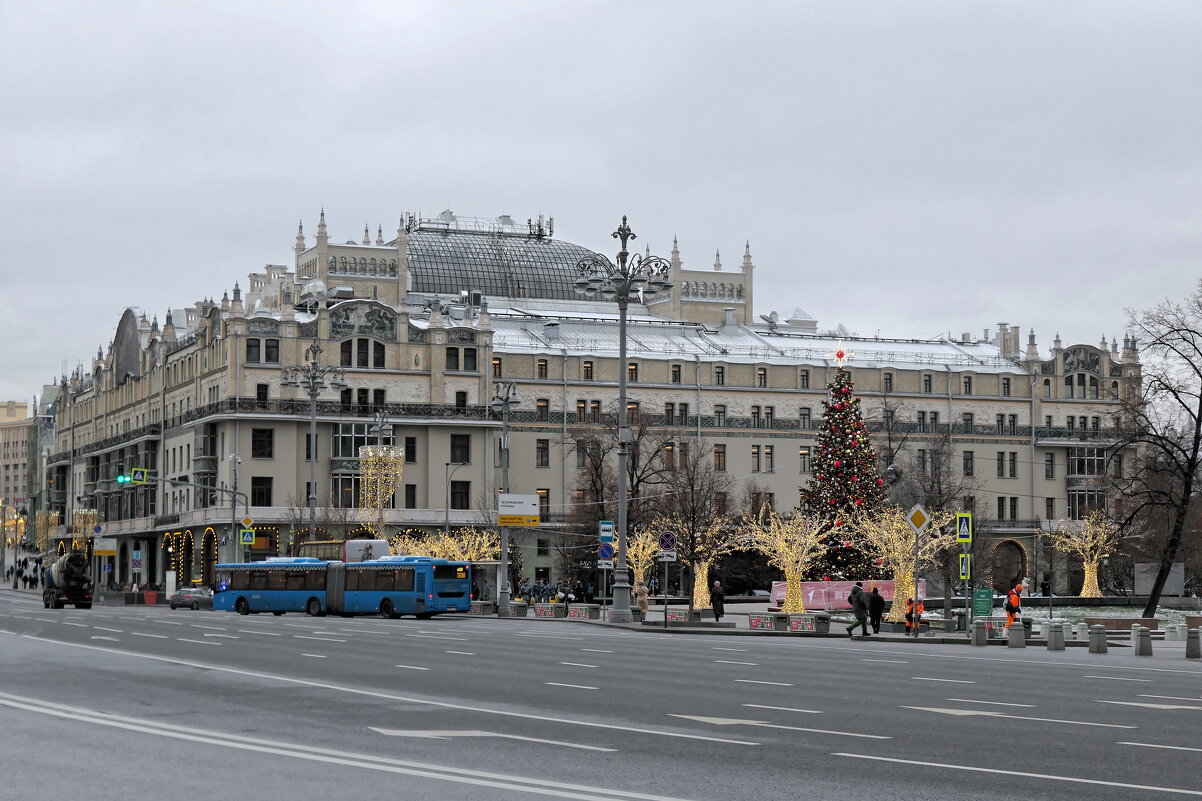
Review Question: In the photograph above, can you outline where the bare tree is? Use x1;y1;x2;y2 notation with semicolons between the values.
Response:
1113;281;1202;616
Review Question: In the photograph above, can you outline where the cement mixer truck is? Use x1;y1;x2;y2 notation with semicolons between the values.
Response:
43;551;93;609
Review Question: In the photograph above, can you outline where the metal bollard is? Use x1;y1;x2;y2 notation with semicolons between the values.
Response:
970;618;988;646
1008;619;1026;648
1186;628;1201;660
1047;622;1065;651
1135;626;1153;657
1089;624;1108;654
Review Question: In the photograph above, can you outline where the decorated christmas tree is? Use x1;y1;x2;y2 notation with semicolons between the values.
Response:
801;353;886;579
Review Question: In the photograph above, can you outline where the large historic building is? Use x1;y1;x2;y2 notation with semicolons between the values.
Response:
43;210;1137;593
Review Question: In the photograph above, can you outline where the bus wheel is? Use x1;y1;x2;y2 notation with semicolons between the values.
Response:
43;596;51;609
235;597;251;615
306;598;323;617
415;612;433;620
380;600;397;619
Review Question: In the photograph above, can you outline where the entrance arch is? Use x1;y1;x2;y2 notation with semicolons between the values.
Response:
989;539;1028;593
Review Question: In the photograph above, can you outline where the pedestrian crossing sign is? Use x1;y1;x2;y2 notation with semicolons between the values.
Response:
959;553;971;580
240;529;255;545
955;512;973;544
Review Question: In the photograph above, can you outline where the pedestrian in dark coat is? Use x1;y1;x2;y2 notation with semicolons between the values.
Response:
868;586;886;634
710;580;726;622
846;582;871;638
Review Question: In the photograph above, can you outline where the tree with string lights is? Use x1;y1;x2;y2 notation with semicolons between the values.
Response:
800;345;887;579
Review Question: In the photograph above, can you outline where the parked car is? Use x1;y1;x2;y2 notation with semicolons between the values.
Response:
169;587;213;610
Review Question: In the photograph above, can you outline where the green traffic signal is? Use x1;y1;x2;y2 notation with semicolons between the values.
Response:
116;474;130;484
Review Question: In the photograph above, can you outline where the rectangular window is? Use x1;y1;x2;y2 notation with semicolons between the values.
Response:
256;383;269;403
963;451;974;476
963;376;973;395
917;449;927;475
357;339;369;368
714;366;725;386
922;374;932;393
537;488;550;518
1045;497;1055;519
1010;497;1018;520
764;445;774;472
997;496;1006;520
1002;378;1011;396
536;439;549;468
463;348;477;372
246;339;261;363
763;406;773;428
996;414;1005;434
714;444;726;472
341;340;353;367
1091;416;1100;432
678;403;689;425
664;403;675;425
404;484;417;509
264;339;280;363
492;357;502;378
663;443;675;471
582;360;593;380
997;451;1005;478
576;445;587;469
589;400;601;423
1045;415;1053;429
537;538;550;557
450;481;470;510
671;364;682;384
374;341;385;369
751;406;761;427
250;476;273;507
305;433;316;461
454;391;466;408
1067;417;1075;432
404;437;417;464
917;411;927;432
445;347;459;371
1113;453;1123;478
628;362;638;382
715;492;727;516
375;389;387;410
799;447;811;473
1008;452;1018;478
931;412;939;429
751;445;761;473
626;401;639;424
714;405;727;426
756;367;768;387
535;399;549;422
799;369;809;389
251;428;273;459
800;408;811;429
883;373;893;392
963;496;975;514
450;434;470;464
1044;453;1054;479
962;412;974;431
576;400;586;422
1007;414;1017;434
537;359;548;379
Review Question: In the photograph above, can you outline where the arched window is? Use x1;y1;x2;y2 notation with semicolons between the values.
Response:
1111;380;1119;399
1043;379;1051;398
369;258;377;273
1064;376;1073;398
1089;377;1099;399
338;257;347;271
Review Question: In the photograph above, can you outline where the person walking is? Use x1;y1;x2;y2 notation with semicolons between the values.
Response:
1005;582;1023;632
909;597;925;637
634;581;649;615
846;582;871;638
710;580;726;623
868;585;886;634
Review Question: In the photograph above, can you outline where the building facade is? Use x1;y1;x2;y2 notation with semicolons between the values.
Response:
44;211;1137;594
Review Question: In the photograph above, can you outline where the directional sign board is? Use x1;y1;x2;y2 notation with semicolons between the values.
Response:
955;512;973;544
658;551;677;562
972;587;993;617
959;553;971;580
498;493;540;526
240;529;255;545
907;504;930;534
598;521;615;543
597;559;614;569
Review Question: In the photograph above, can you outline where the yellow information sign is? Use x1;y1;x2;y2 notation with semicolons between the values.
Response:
907;504;930;533
497;493;540;527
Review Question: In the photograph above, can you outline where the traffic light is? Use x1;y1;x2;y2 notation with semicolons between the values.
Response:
116;473;131;484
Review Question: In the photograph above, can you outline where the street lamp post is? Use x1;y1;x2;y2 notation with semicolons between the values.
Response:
281;336;348;545
573;216;672;623
491;380;519;616
445;461;467;535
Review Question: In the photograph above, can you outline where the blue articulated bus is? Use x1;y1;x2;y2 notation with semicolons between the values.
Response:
213;556;471;618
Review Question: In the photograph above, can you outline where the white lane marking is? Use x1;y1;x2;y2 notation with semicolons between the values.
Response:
912;677;974;684
545;682;598;690
61;622;88;628
203;633;240;639
155;621;185;625
1121;741;1202;754
92;626;123;633
513;633;584;641
0;693;694;801
713;647;749;652
90;636;119;642
293;636;346;642
237;630;282;636
1140;695;1202;702
177;638;221;646
902;706;1135;728
395;665;430;671
133;632;169;639
35;618;57;623
1096;700;1202;711
581;649;614;653
302;654;327;659
714;660;758;666
742;704;821;715
832;753;1202;797
862;659;907;664
190;624;227;631
371;727;616;752
671;715;889;739
1085;675;1152;682
559;662;598;668
445;650;475;656
405;633;469;641
15;634;760;746
947;698;1036;708
734;679;793;687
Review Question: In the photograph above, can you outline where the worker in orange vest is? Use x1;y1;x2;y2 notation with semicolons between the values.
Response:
904;598;925;635
1005;583;1023;630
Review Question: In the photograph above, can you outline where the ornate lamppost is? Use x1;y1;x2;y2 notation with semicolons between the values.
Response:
491;380;519;616
573;216;672;623
281;337;348;544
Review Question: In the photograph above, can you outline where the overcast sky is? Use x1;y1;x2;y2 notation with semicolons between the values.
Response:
2;1;1200;405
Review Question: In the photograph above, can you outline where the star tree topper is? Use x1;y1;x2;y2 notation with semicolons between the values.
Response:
827;341;855;367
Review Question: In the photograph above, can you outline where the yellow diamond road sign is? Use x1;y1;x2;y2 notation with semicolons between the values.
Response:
907;504;930;533
242;516;254;529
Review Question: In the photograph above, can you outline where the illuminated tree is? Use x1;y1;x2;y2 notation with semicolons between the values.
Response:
390;527;499;561
846;506;954;622
800;362;886;578
646;513;738;611
743;509;827;613
1045;512;1119;597
625;527;661;587
357;445;405;540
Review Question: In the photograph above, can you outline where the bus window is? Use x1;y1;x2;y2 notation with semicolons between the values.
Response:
268;571;287;590
229;571;249;591
396;568;414;592
285;572;305;591
375;570;395;591
305;570;326;591
434;565;468;581
249;571;269;591
345;570;361;591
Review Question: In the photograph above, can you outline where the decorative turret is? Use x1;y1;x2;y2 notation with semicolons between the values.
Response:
713;249;722;271
742;240;753;271
1100;334;1108;350
376;224;384;246
221;291;230;312
1053;332;1062;354
316;208;328;244
476;297;491;329
670;235;682;270
1025;328;1040;360
1111;336;1119;355
230;282;245;317
295;220;306;254
162;311;177;342
363;223;371;245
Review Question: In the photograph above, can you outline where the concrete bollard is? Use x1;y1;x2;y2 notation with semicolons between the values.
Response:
1186;628;1201;660
1008;619;1026;648
1131;623;1141;642
970;618;988;646
1166;625;1178;642
1089;624;1108;654
1047;622;1065;651
1135;626;1153;657
1180;624;1191;641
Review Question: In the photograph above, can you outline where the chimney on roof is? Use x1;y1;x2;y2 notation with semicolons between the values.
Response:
544;320;561;342
722;307;737;327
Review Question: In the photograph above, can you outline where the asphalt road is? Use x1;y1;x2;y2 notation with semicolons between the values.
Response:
2;590;1201;801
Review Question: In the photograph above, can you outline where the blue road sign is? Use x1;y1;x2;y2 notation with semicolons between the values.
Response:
598;543;615;560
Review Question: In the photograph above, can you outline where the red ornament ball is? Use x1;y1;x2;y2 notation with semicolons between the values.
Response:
833;460;842;468
828;498;837;505
831;426;839;433
876;478;884;486
854;498;863;506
